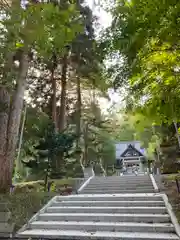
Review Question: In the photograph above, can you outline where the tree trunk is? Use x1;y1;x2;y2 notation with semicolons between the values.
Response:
83;123;89;167
56;55;68;169
51;69;58;131
152;125;161;174
75;76;81;146
75;76;84;172
59;54;68;132
15;102;27;181
0;87;11;192
79;153;84;171
5;53;29;190
99;157;106;176
76;76;81;136
44;160;49;192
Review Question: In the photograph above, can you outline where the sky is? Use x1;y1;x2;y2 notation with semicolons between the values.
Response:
87;0;112;29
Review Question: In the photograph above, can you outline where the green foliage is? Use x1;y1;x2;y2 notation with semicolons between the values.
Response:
106;0;180;126
0;192;54;231
22;122;77;180
112;112;161;159
0;0;116;189
97;0;180;165
2;1;81;50
1;177;76;230
112;114;136;141
0;1;82;87
79;101;116;172
37;122;76;156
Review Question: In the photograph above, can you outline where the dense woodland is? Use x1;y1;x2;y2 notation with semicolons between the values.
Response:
0;0;180;193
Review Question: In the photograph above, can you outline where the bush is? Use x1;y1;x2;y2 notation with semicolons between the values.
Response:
0;192;55;231
14;181;45;193
0;178;78;231
14;178;75;193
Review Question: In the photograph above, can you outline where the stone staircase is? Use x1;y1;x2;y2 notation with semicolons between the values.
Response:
17;175;180;240
80;175;156;194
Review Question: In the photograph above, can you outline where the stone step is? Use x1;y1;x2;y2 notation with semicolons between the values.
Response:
88;184;153;187
93;176;150;179
88;182;153;186
87;186;154;190
38;213;170;223
86;186;154;189
88;181;153;184
17;229;179;239
90;179;152;184
30;221;175;233
91;175;151;182
46;206;167;214
56;194;163;202
84;187;154;190
81;189;155;193
52;200;165;207
90;178;151;181
90;177;151;180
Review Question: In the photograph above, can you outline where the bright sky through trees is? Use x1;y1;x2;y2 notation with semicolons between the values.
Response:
87;0;123;112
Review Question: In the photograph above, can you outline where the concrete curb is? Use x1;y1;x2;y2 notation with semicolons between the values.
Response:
162;193;180;238
150;174;159;192
78;176;94;193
